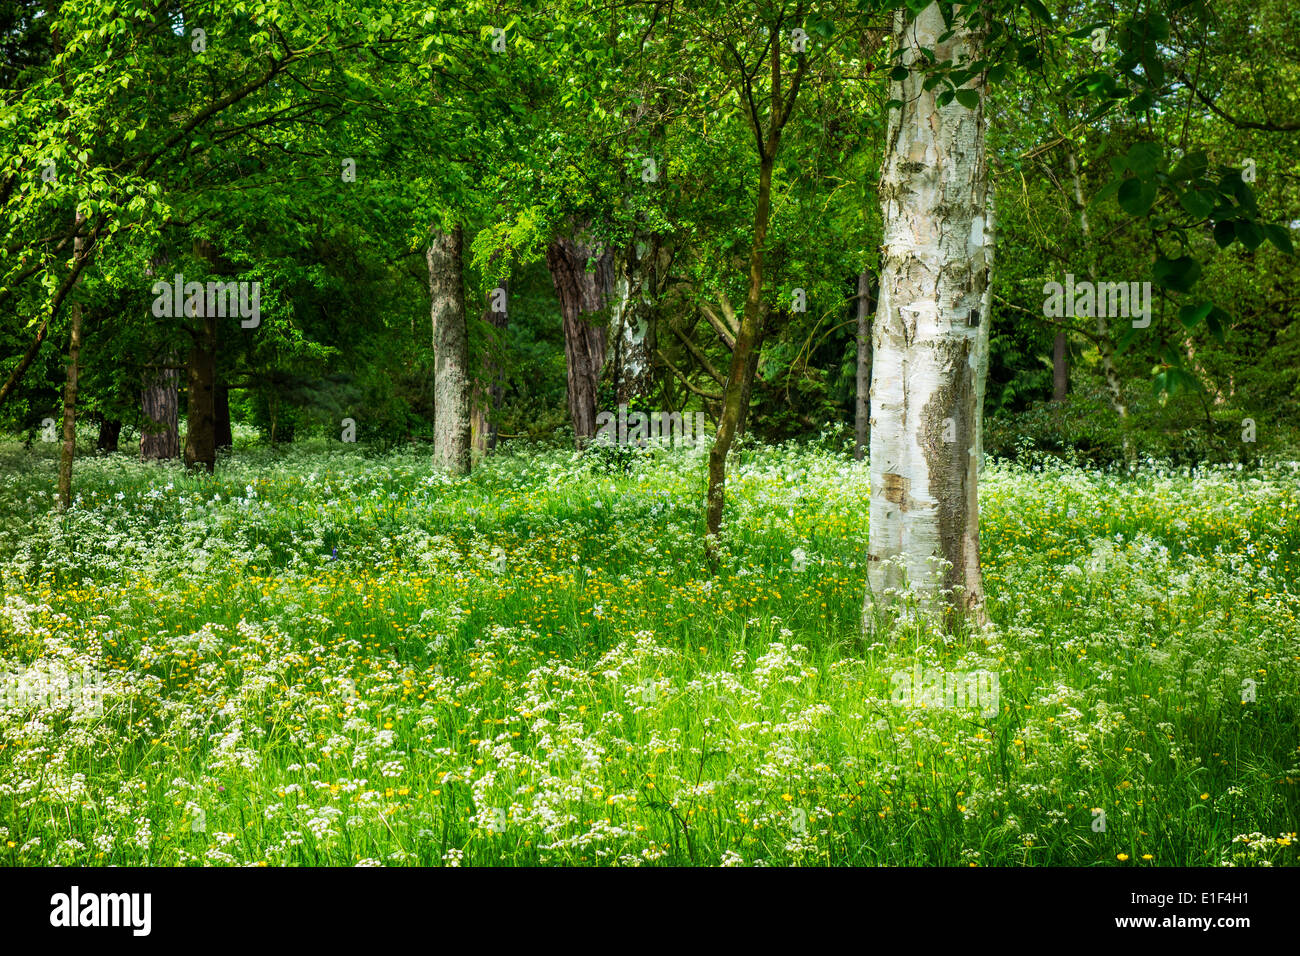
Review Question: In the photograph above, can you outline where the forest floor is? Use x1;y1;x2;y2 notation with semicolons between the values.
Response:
0;439;1297;866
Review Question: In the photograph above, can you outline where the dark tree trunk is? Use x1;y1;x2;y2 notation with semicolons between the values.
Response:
140;358;180;460
1052;330;1069;401
547;234;612;447
97;417;122;453
214;383;232;449
855;269;873;461
184;240;220;472
183;310;217;472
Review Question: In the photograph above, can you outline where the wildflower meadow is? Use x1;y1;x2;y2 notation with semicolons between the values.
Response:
2;437;1296;868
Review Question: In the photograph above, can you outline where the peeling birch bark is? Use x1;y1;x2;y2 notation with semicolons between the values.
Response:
607;239;658;406
865;3;991;629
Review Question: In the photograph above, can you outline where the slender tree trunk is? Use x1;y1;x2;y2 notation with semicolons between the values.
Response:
735;308;770;439
855;269;873;460
428;225;471;474
183;310;217;472
865;3;991;629
56;212;86;512
471;275;508;458
706;152;774;543
140;357;180;460
547;234;611;447
704;34;806;549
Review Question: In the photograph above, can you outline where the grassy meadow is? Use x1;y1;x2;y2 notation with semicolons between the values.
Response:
1;437;1297;866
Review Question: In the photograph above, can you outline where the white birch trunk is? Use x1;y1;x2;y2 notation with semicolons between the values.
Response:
865;3;992;628
607;240;656;406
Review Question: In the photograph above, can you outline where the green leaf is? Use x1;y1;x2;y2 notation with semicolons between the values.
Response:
1262;223;1294;255
1126;141;1162;176
1024;0;1053;23
954;89;980;109
1176;188;1213;220
1205;306;1228;344
1091;179;1121;205
1165;367;1200;395
1152;254;1201;292
1117;176;1156;215
1235;219;1264;250
1169;150;1207;181
1213;220;1237;248
1177;302;1212;329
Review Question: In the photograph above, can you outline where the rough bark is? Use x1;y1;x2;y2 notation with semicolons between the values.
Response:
1052;331;1069;401
547;234;612;446
865;4;991;628
428;225;471;474
183;311;217;472
855;269;873;461
608;239;659;406
140;358;180;461
183;240;221;471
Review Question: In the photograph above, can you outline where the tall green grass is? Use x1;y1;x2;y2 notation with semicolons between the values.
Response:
0;439;1296;865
